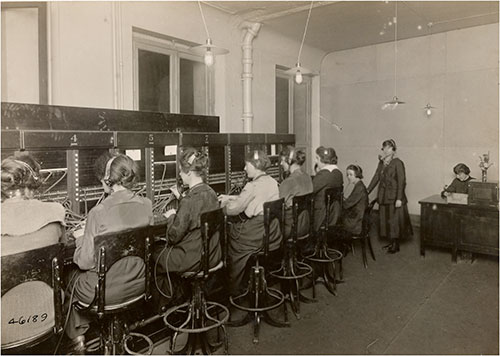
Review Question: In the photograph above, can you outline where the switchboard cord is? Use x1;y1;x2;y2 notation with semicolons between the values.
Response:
53;273;80;355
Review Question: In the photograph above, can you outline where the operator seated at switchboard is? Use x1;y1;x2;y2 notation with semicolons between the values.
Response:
1;153;66;256
218;150;280;296
278;146;313;238
65;153;153;353
152;147;221;313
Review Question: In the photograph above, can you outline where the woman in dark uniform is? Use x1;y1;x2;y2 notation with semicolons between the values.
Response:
153;147;221;311
342;164;369;237
367;139;412;254
279;146;313;238
441;163;474;198
219;150;280;295
312;146;343;233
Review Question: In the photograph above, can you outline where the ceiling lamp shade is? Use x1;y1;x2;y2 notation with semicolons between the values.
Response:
382;1;404;110
190;1;229;67
382;96;405;110
287;1;314;84
424;103;437;117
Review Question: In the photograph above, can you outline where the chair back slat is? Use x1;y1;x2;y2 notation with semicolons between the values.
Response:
263;198;285;262
200;208;225;278
324;187;343;231
291;193;314;244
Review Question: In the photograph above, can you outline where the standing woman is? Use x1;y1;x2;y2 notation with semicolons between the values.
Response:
219;150;279;295
367;139;412;254
67;153;153;351
153;148;221;311
279;146;313;238
312;146;344;233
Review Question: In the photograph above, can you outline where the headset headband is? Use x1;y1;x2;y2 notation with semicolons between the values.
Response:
15;160;39;181
187;152;197;165
104;155;118;184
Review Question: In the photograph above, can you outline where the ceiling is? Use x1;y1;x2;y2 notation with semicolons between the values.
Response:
206;1;499;53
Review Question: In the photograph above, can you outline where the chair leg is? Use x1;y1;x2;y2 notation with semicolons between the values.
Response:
361;238;368;269
367;234;376;261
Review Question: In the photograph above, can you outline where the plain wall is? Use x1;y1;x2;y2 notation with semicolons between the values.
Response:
44;1;325;134
320;23;499;215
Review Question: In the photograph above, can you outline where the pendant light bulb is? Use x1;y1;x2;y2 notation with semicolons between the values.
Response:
425;103;434;117
295;70;303;84
204;49;214;67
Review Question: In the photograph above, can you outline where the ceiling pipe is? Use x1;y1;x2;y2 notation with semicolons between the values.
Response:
241;22;262;133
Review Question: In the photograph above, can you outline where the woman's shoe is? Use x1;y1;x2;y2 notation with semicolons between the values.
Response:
387;240;400;254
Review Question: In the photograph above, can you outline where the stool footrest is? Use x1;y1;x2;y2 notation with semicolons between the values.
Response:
229;287;285;313
270;261;313;280
164;302;229;334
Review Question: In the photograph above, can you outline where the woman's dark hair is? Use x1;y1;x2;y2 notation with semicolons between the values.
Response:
1;154;42;199
315;146;338;165
382;139;397;151
245;150;270;171
280;146;306;166
179;147;209;179
346;164;363;179
453;163;470;175
95;153;139;189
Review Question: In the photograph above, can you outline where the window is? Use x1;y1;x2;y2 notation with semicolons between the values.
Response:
133;29;212;115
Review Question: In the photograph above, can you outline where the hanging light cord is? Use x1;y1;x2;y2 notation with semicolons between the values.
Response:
297;0;314;65
393;1;398;98
426;22;433;104
198;0;210;39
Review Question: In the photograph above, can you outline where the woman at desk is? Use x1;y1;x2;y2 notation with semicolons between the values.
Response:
441;163;474;198
153;148;220;312
279;146;313;238
367;139;412;254
67;153;152;352
1;154;65;256
219;150;279;295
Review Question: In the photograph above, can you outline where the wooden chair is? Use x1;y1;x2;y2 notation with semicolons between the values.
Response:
270;193;315;320
305;187;344;297
163;207;230;355
1;243;64;352
344;201;376;268
72;226;153;355
229;198;289;344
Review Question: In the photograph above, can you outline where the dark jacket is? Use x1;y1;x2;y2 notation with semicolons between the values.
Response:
312;168;343;232
441;176;474;198
367;157;407;205
161;183;221;273
342;181;368;235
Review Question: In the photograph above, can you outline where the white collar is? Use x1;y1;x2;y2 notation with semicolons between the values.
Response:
321;164;338;172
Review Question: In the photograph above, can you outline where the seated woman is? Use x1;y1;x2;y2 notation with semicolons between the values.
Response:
152;148;221;312
1;154;65;256
312;146;343;234
66;153;153;352
441;163;474;198
219;150;279;295
278;146;313;239
341;165;369;238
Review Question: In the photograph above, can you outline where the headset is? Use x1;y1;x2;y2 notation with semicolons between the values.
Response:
103;155;118;186
14;160;39;181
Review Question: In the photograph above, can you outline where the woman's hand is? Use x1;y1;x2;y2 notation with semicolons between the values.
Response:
395;199;402;208
163;209;176;219
170;185;181;199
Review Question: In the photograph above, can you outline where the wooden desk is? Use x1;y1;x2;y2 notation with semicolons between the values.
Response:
419;195;499;262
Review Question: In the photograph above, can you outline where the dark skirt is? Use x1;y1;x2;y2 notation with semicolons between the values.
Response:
378;204;413;239
227;215;281;294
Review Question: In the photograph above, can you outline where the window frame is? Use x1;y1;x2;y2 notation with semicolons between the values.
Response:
132;30;213;114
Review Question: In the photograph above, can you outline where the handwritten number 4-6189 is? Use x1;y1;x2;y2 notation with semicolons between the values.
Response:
8;313;48;325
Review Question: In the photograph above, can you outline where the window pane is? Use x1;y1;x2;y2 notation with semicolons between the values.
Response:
275;76;289;133
138;49;170;112
180;58;206;114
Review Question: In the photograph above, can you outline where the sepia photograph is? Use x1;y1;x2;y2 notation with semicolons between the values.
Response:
1;1;498;354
